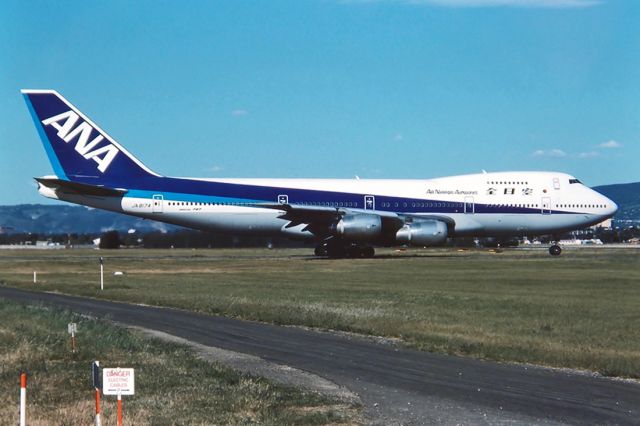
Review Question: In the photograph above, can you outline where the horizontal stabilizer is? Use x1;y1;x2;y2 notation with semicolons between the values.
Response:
35;177;128;197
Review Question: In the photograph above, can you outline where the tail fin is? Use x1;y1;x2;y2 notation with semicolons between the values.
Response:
22;90;159;185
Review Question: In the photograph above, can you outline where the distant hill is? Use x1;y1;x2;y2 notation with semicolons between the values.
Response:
0;204;180;234
1;182;638;234
592;182;640;223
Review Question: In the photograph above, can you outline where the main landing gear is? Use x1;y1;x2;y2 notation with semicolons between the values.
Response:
314;242;375;259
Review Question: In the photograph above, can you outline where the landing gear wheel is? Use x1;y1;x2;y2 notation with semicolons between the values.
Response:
549;245;562;256
326;244;346;259
324;242;375;259
346;245;364;258
362;246;375;258
314;244;327;257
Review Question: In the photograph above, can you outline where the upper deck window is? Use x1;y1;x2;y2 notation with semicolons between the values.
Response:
569;178;582;184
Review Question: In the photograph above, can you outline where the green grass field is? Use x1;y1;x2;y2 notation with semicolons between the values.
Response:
1;247;639;379
0;300;358;425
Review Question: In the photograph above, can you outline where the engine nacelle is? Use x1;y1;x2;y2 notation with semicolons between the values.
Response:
395;220;448;246
333;214;382;241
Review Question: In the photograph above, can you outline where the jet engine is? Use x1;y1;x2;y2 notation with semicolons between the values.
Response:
395;220;448;246
333;214;382;241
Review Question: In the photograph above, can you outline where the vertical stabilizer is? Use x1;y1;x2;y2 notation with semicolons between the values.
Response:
22;90;159;185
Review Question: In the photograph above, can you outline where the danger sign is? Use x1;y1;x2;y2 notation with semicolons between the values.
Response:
102;368;135;395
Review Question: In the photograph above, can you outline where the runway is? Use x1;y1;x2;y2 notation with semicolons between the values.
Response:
1;285;638;425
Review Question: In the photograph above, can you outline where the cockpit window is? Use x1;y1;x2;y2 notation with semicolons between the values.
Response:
569;178;582;184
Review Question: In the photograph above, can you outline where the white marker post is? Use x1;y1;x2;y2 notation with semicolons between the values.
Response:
103;367;134;426
92;361;102;426
99;257;104;290
68;322;78;353
19;372;26;426
33;271;37;284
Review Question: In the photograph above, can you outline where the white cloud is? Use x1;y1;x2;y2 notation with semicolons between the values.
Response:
394;133;404;141
577;151;599;159
206;165;224;173
549;149;567;157
345;0;600;8
598;140;622;149
231;109;248;116
533;149;567;158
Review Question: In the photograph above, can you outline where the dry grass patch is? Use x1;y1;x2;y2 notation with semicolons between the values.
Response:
0;300;360;425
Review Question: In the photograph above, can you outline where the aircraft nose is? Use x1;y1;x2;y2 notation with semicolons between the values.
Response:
601;195;618;218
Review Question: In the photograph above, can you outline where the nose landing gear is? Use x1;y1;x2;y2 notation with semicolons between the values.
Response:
549;244;562;256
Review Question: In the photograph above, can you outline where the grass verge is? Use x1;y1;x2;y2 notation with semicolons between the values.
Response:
0;299;359;425
1;247;639;378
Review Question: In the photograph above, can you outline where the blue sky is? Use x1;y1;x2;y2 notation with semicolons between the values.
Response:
1;0;638;204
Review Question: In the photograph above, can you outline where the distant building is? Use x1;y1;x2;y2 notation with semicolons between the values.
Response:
559;238;603;246
591;218;612;230
36;240;61;247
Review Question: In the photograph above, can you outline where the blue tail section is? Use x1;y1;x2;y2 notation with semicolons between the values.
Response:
22;90;159;185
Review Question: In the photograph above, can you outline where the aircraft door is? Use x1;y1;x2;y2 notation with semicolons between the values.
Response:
464;196;474;214
152;194;164;213
541;197;551;214
364;195;375;210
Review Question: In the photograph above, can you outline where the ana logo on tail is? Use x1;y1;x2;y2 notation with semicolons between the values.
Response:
42;110;119;173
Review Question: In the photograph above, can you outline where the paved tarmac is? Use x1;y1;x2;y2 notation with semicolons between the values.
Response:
1;286;638;425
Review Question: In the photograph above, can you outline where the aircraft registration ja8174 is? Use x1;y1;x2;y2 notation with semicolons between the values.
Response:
22;90;617;257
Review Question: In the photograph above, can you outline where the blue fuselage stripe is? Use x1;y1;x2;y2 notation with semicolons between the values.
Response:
116;176;576;215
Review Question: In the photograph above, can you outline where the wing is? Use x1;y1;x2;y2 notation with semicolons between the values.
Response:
255;202;453;239
255;203;343;236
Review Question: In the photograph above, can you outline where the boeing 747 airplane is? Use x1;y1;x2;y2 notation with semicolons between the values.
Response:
22;90;617;257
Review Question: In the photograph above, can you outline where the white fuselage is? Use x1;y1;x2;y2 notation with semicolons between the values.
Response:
41;171;617;240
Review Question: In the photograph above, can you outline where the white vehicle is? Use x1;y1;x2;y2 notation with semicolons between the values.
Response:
22;90;617;257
